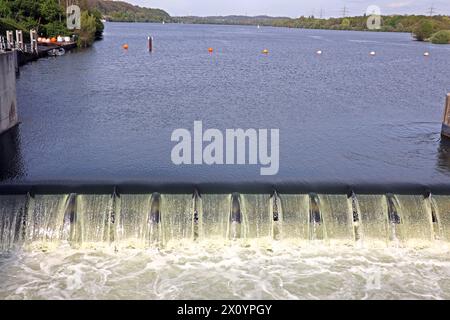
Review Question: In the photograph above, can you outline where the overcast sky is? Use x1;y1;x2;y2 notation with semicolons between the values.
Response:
128;0;450;18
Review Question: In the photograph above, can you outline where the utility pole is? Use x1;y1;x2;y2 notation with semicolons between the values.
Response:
320;8;323;19
341;6;348;17
428;4;436;16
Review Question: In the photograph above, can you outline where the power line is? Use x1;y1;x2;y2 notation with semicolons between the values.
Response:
341;6;348;18
428;3;436;16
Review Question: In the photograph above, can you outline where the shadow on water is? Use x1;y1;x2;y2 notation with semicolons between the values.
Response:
0;126;24;181
437;138;450;176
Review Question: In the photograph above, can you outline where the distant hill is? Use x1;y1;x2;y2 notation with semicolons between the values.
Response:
87;0;172;22
174;15;291;26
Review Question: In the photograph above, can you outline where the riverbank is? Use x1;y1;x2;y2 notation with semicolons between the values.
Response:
174;14;450;44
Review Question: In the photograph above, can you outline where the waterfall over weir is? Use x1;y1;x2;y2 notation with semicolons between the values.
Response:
0;192;449;251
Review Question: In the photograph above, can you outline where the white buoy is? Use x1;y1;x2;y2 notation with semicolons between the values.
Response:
316;50;322;55
424;52;430;56
370;51;376;56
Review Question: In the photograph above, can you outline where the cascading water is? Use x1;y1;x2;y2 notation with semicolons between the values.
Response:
318;194;353;246
278;194;309;241
72;194;115;247
200;194;230;241
355;194;389;247
270;192;282;240
309;194;325;241
115;194;152;248
240;194;271;240
161;194;194;244
392;195;434;246
0;194;26;251
0;192;448;250
1;191;450;299
428;195;450;241
24;194;72;249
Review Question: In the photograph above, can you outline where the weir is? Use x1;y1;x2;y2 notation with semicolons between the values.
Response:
1;190;449;251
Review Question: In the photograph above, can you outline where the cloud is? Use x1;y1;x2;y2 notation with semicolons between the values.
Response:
386;1;413;8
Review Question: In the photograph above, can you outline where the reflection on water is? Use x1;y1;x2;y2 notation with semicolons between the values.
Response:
0;126;24;181
437;139;450;176
1;243;450;300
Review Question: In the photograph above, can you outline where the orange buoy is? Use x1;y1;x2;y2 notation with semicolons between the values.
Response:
50;37;57;43
122;44;129;49
262;49;269;54
208;47;214;53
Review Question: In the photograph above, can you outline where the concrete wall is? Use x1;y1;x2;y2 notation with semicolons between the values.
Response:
0;51;18;135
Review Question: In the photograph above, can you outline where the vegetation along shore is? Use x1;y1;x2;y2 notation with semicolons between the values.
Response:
0;0;104;47
1;1;449;45
175;15;450;44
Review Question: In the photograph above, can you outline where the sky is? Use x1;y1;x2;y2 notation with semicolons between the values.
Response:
128;0;450;18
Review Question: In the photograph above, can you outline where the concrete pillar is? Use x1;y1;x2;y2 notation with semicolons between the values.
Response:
15;30;24;50
442;94;450;139
0;52;18;135
0;36;5;52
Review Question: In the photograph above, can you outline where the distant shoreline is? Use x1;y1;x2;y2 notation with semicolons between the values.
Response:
105;14;450;44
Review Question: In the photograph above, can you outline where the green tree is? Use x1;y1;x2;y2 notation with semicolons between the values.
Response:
413;19;437;41
90;8;104;39
0;1;11;17
10;0;40;20
341;18;350;28
431;30;450;44
76;10;97;47
39;0;63;23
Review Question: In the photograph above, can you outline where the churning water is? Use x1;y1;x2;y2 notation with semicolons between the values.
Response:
1;192;450;299
2;245;450;300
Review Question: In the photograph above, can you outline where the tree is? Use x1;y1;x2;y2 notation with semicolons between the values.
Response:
76;10;97;47
0;1;11;18
413;19;437;41
39;0;63;23
431;30;450;44
341;18;350;28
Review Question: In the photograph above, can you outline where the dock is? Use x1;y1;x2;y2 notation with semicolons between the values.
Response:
17;41;77;66
1;29;78;66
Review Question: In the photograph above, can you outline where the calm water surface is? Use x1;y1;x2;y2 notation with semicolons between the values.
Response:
2;23;450;185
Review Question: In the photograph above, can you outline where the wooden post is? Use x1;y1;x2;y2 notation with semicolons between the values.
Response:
148;36;153;52
15;30;24;50
30;29;38;54
442;93;450;139
6;31;13;50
